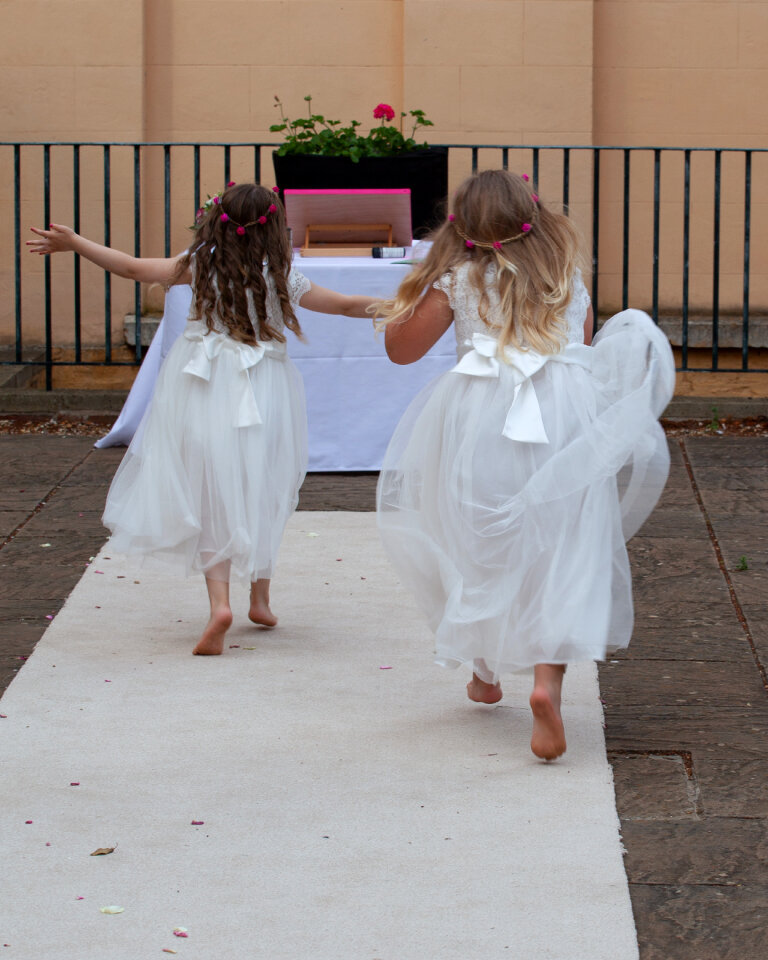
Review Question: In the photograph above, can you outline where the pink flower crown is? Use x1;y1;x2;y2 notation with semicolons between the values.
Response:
195;183;280;236
448;177;539;249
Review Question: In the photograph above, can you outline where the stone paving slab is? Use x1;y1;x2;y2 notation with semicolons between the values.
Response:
627;538;729;602
694;758;768;817
604;705;768;759
709;526;768;567
695;467;768;494
631;505;708;537
743;612;768;672
622;819;768;884
0;511;32;538
616;599;754;662
629;884;768;960
683;435;768;466
610;753;697;821
600;658;766;708
701;491;768;519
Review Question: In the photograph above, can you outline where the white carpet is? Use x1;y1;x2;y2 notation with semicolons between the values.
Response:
0;512;638;959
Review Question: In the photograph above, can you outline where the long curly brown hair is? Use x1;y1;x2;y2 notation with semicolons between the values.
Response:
376;169;583;355
172;183;302;344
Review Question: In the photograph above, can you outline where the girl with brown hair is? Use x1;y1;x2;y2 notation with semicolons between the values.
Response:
375;169;675;760
29;183;378;655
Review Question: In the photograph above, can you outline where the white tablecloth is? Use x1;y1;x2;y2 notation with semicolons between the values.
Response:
96;253;457;470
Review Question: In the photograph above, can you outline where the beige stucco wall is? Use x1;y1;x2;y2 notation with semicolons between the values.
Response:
593;0;768;313
594;0;768;149
141;1;594;145
1;0;767;347
1;1;145;141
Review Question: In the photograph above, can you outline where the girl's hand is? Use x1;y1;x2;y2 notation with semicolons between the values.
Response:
27;224;77;255
25;227;187;283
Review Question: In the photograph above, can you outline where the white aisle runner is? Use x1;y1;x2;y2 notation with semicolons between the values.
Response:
0;513;638;960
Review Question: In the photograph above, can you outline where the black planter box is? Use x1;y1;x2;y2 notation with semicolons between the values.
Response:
272;147;448;239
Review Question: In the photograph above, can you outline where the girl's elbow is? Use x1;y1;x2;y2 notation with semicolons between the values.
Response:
384;335;403;363
122;261;143;282
385;343;417;365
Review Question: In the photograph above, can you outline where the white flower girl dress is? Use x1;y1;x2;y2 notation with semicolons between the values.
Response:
377;263;675;677
103;266;311;584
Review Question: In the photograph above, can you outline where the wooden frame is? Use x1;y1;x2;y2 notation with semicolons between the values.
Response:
284;188;412;256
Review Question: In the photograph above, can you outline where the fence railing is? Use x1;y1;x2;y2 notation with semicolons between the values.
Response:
2;141;767;388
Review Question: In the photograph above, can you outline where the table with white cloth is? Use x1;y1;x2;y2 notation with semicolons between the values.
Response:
96;252;457;470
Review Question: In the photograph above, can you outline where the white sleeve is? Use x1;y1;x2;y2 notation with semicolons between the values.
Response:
572;269;591;318
432;271;455;309
288;267;311;306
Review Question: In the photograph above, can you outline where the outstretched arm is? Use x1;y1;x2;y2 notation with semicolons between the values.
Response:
298;283;379;319
382;287;453;365
27;224;190;286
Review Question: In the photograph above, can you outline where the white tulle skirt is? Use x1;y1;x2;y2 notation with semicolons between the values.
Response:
103;321;308;584
376;309;676;677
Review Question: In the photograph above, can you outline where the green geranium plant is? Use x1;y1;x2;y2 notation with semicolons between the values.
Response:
270;95;434;163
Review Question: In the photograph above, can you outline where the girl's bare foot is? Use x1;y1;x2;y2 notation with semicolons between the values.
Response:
193;606;233;655
249;578;278;628
530;664;566;760
248;601;278;628
467;672;503;704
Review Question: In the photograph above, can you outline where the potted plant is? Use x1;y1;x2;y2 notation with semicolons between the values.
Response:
270;96;448;237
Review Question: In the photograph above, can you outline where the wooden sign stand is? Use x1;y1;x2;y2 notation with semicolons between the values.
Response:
284;189;412;258
301;222;394;258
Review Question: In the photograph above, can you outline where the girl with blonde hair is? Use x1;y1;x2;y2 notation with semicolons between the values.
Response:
30;183;378;655
376;169;674;760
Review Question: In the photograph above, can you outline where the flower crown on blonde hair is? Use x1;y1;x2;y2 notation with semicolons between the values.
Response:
449;180;540;249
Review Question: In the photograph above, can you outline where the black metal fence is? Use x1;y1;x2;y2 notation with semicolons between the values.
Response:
2;141;767;388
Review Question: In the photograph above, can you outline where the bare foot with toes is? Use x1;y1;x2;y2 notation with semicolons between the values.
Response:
529;686;566;760
193;607;233;655
467;672;503;704
248;579;278;627
248;601;278;628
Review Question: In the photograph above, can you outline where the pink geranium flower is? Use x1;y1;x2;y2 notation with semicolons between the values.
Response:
271;96;433;160
373;103;396;121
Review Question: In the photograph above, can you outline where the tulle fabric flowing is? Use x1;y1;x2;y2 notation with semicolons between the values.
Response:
103;320;308;584
377;309;675;677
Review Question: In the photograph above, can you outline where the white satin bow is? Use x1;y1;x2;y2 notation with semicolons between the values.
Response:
182;322;286;428
451;332;592;444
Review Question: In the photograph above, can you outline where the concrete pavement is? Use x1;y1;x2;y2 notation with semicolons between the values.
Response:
1;512;636;959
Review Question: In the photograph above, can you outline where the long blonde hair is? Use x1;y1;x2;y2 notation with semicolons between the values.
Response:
377;169;583;354
171;183;302;344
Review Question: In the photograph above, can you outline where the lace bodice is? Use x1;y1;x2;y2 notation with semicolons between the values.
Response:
433;262;590;357
188;258;310;335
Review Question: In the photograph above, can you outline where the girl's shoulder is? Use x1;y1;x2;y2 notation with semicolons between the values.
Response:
262;263;311;306
570;268;591;311
287;265;311;304
432;260;589;316
432;260;474;307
